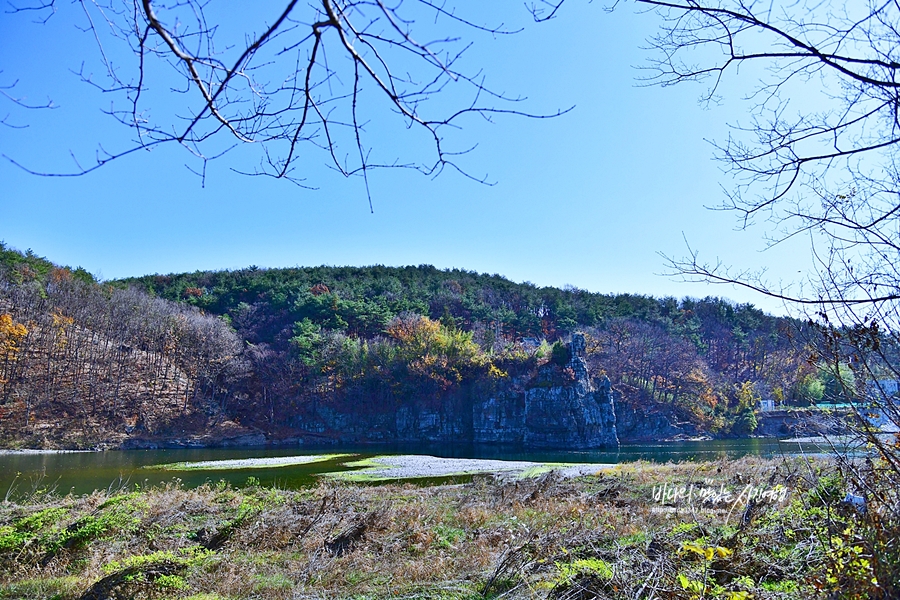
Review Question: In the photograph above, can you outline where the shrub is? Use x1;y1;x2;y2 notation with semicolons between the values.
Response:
550;341;569;366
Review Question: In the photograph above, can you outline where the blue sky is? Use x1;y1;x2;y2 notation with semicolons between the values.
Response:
0;1;814;315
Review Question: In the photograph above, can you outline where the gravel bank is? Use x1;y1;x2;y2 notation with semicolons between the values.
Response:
333;454;615;480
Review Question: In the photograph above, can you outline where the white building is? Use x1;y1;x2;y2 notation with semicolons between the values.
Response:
759;398;776;412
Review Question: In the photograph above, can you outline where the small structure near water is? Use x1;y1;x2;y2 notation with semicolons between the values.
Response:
759;398;776;412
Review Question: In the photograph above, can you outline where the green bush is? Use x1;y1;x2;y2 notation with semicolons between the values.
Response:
550;341;569;366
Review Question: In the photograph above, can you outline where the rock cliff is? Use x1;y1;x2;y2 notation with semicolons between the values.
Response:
473;334;618;448
614;401;700;442
522;334;618;448
265;334;620;449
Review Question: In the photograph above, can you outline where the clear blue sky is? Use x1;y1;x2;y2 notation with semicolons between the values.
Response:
0;1;813;315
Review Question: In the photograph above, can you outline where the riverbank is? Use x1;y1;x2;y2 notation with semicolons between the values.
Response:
0;438;836;497
1;455;889;599
0;449;89;455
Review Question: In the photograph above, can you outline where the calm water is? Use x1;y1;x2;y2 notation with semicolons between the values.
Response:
0;438;829;497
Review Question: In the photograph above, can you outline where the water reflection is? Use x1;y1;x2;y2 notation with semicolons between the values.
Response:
0;438;834;497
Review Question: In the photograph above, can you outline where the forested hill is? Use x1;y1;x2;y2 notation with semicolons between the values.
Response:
121;264;825;436
121;264;781;347
1;244;829;449
0;244;244;448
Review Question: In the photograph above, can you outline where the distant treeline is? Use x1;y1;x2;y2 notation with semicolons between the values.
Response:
0;244;856;446
120;263;833;434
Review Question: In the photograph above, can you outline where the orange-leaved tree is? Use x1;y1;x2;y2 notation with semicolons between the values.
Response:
386;314;491;390
0;313;28;387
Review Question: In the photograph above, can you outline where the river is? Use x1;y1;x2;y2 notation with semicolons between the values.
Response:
0;438;831;497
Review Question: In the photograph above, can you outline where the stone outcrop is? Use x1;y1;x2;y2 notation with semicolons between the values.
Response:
295;334;620;449
614;401;700;442
396;405;470;442
472;391;527;444
521;334;618;448
472;334;618;448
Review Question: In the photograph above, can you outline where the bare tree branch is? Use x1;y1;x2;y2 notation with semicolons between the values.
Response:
3;0;566;195
629;0;900;318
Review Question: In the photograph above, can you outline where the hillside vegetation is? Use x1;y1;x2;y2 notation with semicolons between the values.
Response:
121;263;826;435
1;457;893;599
0;244;843;447
0;244;244;448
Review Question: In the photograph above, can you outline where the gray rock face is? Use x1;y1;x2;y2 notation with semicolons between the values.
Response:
472;334;618;448
280;333;618;449
613;401;699;442
396;405;470;441
522;334;618;448
472;392;526;444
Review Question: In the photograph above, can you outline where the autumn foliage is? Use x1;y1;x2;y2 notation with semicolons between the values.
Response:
0;244;843;446
0;313;28;384
0;245;244;447
386;314;492;390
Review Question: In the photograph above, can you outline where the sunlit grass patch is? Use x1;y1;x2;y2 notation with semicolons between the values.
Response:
251;572;294;592
516;464;570;479
0;576;79;599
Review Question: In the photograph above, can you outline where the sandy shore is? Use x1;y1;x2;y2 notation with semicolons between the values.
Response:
331;454;615;481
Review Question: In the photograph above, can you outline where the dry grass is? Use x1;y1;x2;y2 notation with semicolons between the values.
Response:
0;456;875;599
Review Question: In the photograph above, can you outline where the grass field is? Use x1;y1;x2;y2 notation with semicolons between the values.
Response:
0;456;890;599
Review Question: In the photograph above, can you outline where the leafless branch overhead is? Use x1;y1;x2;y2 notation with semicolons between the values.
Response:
2;0;567;203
